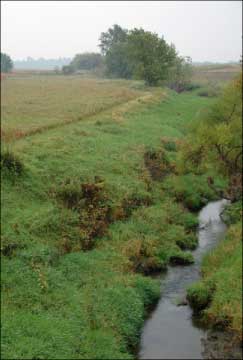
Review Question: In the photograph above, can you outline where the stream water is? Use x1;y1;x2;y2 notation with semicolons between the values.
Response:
139;199;229;360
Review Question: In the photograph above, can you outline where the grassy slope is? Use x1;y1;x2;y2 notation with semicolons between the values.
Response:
1;76;230;359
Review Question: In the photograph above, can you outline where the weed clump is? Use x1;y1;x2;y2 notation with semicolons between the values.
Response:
122;237;166;275
121;192;153;219
176;233;198;250
57;177;111;251
1;236;22;257
169;251;194;265
187;282;213;313
1;150;24;176
161;137;179;152
144;148;175;181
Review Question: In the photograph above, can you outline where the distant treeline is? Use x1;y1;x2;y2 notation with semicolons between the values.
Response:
14;57;72;70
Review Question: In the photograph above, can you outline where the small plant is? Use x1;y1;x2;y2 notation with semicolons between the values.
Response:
1;150;24;176
161;137;178;152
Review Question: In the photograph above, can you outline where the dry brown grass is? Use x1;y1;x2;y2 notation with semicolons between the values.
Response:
1;74;147;142
192;64;241;84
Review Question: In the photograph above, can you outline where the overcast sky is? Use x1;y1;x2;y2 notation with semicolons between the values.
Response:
1;1;242;62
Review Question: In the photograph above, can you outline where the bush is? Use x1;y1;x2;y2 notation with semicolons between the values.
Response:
221;201;242;225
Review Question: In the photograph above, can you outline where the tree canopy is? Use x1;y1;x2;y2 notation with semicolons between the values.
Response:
1;52;13;73
180;74;242;199
99;24;188;86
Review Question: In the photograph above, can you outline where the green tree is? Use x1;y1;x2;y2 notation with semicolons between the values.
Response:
105;42;133;78
99;24;128;56
166;56;193;92
1;52;13;73
99;25;132;78
181;74;242;199
125;28;177;86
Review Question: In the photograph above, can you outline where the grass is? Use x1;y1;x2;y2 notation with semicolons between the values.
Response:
187;205;242;340
1;74;238;359
1;75;154;142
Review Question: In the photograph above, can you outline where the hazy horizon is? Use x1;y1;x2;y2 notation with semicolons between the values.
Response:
1;1;242;63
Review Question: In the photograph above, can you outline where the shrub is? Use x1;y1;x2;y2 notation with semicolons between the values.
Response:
1;150;24;176
144;148;175;181
161;137;177;152
221;201;242;225
56;177;112;251
182;213;199;231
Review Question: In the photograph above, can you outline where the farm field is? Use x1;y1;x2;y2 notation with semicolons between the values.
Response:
192;63;241;84
1;71;241;359
1;75;150;141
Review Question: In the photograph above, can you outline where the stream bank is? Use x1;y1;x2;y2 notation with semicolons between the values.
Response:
138;199;234;359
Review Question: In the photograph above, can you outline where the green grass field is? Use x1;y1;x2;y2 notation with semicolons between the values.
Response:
1;73;241;359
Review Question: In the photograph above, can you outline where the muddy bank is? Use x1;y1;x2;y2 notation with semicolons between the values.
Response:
202;330;242;360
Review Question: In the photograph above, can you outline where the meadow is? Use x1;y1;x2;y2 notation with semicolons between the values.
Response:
1;68;241;359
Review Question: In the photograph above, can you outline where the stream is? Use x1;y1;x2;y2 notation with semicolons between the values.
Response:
138;199;229;360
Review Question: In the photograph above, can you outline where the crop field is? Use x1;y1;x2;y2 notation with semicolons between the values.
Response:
1;75;151;142
1;72;241;359
192;63;241;84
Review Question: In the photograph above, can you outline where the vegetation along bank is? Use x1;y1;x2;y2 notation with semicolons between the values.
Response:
1;62;242;359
